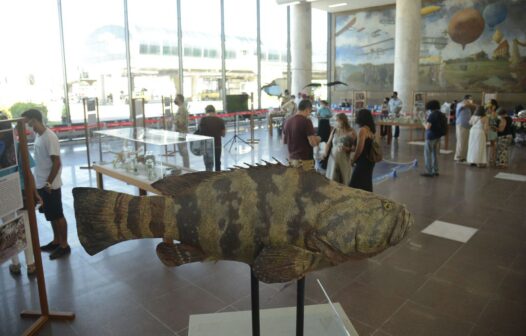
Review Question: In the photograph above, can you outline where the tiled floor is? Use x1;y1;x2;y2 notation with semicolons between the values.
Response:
1;126;525;336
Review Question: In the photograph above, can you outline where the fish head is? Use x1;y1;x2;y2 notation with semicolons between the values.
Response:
313;191;413;260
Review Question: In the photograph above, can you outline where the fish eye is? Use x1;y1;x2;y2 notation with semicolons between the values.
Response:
383;201;393;211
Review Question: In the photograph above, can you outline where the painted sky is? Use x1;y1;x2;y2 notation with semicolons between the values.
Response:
335;0;526;66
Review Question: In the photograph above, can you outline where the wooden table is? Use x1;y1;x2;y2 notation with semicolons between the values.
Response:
375;121;450;150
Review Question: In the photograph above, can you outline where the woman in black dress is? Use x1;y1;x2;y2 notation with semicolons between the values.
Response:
349;109;376;192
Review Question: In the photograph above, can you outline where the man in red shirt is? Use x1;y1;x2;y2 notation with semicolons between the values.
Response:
282;100;321;170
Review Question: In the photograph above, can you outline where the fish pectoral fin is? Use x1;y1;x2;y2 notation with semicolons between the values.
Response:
252;246;319;283
156;242;205;267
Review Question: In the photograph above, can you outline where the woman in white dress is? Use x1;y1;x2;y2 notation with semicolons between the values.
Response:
322;113;356;185
467;106;489;167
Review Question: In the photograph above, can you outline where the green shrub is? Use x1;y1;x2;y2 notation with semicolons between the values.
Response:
9;102;48;121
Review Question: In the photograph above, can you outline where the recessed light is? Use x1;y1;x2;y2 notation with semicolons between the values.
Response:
329;2;348;8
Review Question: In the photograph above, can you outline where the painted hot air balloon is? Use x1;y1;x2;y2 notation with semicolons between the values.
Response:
483;2;507;29
448;8;485;49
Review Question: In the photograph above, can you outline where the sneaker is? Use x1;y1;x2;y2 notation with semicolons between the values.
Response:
420;173;434;177
49;246;71;260
41;242;59;252
27;264;37;276
9;264;21;275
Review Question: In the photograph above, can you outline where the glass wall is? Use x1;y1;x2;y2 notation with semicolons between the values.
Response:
260;0;289;109
128;0;179;120
0;0;65;125
224;0;258;112
0;1;332;123
62;0;127;123
312;8;328;101
181;0;222;114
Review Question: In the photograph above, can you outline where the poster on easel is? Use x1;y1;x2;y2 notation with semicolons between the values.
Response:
0;128;23;218
353;91;367;111
482;92;497;106
0;214;27;265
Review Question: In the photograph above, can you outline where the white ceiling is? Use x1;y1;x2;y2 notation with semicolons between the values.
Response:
276;0;396;13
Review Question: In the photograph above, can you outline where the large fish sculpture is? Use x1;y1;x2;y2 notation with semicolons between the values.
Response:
73;163;413;283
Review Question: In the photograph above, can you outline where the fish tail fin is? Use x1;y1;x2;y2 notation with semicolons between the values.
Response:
72;187;178;255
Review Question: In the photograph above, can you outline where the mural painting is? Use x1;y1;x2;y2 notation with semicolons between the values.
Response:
334;0;526;93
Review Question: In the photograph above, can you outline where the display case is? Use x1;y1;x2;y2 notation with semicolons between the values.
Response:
93;127;214;194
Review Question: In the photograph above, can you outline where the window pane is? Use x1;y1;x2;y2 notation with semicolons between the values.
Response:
62;0;127;123
0;0;66;125
261;1;288;109
224;0;257;110
128;0;179;120
181;0;222;113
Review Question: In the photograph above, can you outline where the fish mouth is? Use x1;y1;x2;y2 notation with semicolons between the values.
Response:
389;207;413;245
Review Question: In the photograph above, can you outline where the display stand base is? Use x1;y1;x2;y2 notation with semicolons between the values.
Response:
20;310;75;336
224;135;253;152
187;303;357;336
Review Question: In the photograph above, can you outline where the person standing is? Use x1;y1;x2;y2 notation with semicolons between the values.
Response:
467;106;489;167
486;99;499;166
281;95;297;118
388;91;402;138
349;109;376;192
21;109;70;260
282;99;321;170
380;97;390;137
421;100;445;177
174;94;190;168
323;113;356;185
198;105;225;172
316;100;332;143
496;109;513;168
454;95;476;162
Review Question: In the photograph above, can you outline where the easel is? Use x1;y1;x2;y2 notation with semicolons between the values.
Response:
223;95;253;152
80;97;101;169
249;268;305;336
161;96;177;157
11;118;75;335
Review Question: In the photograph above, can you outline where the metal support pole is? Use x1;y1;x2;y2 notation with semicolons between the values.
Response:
250;268;260;336
327;12;333;103
57;0;71;126
220;0;227;113
123;0;134;119
296;277;305;336
256;0;262;110
287;6;292;93
177;0;184;96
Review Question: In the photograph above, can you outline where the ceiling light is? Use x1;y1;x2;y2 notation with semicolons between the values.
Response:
289;1;301;5
329;2;348;8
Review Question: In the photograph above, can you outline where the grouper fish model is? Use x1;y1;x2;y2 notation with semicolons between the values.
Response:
72;163;413;283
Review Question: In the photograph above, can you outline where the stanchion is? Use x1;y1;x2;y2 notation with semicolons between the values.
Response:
250;268;260;336
296;277;305;336
247;92;259;144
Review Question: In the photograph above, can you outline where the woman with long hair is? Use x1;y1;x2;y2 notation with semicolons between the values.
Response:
323;113;356;185
349;109;376;192
496;109;513;168
487;99;499;165
467;105;489;167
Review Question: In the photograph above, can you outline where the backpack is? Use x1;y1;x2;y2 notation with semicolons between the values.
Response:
436;112;448;137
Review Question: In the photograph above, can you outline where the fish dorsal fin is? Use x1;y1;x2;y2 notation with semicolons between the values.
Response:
152;161;289;197
152;171;218;197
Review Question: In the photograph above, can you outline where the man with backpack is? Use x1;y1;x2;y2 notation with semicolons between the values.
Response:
421;100;447;177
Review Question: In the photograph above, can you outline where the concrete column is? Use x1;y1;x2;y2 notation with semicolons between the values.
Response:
291;2;312;98
393;0;421;115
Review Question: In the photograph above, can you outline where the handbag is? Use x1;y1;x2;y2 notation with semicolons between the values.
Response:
190;129;204;156
366;138;383;163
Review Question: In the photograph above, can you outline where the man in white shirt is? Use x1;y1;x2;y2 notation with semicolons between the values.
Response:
22;109;70;260
388;91;403;138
